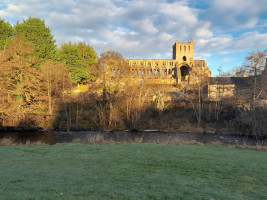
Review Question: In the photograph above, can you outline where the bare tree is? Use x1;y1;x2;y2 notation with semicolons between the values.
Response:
243;50;267;110
180;76;209;126
40;60;71;115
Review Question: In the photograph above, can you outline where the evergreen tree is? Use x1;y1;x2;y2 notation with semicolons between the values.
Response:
14;17;56;61
77;42;98;70
0;19;13;49
57;42;97;84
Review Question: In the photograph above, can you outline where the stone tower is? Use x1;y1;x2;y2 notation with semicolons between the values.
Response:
107;39;211;86
172;39;194;64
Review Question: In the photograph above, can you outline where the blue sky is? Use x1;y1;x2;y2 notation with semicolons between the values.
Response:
1;0;267;75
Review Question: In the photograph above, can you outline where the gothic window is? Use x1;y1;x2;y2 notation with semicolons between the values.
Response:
139;69;144;75
132;69;137;75
183;56;186;61
161;68;167;75
153;69;159;75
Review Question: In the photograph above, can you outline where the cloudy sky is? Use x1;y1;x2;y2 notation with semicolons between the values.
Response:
1;0;267;75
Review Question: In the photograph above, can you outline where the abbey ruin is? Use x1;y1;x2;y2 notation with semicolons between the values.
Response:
124;39;212;85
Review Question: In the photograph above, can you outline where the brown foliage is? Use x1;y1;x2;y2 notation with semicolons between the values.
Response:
40;60;71;115
0;36;72;128
0;35;43;126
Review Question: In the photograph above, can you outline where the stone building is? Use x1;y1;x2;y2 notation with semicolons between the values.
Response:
125;39;212;85
207;77;250;101
208;58;267;102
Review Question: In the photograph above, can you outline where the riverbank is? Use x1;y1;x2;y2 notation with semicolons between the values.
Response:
1;130;266;146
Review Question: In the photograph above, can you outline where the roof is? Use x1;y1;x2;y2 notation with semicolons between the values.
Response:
209;77;253;86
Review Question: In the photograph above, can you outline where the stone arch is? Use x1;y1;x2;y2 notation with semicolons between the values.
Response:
146;68;152;75
153;68;159;75
180;65;189;81
132;69;137;75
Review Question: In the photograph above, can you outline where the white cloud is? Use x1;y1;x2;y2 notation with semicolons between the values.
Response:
159;1;199;25
222;57;236;63
158;33;174;41
193;22;213;39
132;19;158;34
206;0;267;29
0;0;266;75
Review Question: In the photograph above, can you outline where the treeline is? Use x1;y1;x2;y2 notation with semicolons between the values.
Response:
0;18;267;136
0;17;97;83
0;17;97;127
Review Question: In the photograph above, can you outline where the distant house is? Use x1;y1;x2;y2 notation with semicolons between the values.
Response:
207;77;252;101
208;61;267;108
261;65;267;98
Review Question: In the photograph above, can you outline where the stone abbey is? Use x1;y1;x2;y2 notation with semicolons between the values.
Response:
123;39;212;85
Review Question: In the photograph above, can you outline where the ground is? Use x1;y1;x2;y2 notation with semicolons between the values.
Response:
0;143;266;199
1;130;266;146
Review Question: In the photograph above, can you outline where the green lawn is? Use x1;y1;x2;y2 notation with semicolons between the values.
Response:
0;144;266;200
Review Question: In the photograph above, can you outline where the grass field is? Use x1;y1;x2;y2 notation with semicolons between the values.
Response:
0;143;266;200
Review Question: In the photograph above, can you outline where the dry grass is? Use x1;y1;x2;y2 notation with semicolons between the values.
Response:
153;138;201;145
131;136;144;143
71;134;203;145
235;144;267;151
0;138;16;146
86;134;107;144
71;133;266;150
210;141;223;146
0;137;44;146
72;134;109;144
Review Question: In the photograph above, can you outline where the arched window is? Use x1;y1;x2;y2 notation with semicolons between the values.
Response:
153;69;159;75
180;66;189;81
184;46;186;51
183;56;186;61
